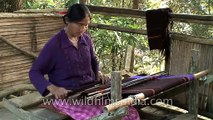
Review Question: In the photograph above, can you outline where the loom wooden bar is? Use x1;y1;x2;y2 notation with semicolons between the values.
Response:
188;49;199;120
194;70;209;80
105;93;145;112
105;70;208;112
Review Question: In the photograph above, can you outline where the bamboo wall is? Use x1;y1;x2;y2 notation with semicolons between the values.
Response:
169;33;213;112
169;33;213;74
0;13;64;90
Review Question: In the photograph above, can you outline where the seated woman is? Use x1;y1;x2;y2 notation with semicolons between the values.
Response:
29;3;140;120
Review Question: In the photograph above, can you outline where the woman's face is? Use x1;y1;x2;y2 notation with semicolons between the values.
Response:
67;16;90;37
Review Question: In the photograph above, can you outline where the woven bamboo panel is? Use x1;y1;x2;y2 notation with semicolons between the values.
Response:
169;33;213;112
0;13;63;90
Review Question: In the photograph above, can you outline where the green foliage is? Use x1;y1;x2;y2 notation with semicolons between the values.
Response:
21;0;212;74
89;14;153;73
23;0;72;9
168;0;212;38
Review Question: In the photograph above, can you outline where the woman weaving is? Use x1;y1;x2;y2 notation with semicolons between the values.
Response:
29;3;140;120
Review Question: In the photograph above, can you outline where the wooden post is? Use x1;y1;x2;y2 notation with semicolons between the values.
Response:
111;71;122;102
124;45;134;72
91;71;128;119
207;75;213;112
188;49;199;119
111;71;123;120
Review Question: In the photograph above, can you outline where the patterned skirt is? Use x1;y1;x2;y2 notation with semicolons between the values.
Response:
52;98;140;120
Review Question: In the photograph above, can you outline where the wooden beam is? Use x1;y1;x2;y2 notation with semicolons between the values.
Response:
0;84;35;100
170;33;213;45
0;35;38;58
87;5;146;18
172;113;196;120
12;6;213;24
87;5;213;24
171;14;213;25
1;92;44;108
0;13;61;18
89;23;147;35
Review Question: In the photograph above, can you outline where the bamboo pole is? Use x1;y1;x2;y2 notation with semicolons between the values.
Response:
104;93;145;112
194;70;209;80
104;70;209;112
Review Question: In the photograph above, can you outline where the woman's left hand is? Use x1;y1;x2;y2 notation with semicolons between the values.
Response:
97;71;110;84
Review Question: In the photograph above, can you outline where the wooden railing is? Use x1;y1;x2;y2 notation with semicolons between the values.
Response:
12;5;213;36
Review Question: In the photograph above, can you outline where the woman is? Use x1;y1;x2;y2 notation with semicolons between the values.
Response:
29;3;140;120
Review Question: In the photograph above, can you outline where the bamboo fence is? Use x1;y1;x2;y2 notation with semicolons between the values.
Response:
0;13;64;90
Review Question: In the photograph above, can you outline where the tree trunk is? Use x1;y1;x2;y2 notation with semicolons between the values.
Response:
80;0;86;4
122;0;125;8
132;0;139;9
111;46;117;71
0;0;24;12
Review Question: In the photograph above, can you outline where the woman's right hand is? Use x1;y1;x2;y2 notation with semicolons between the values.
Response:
47;84;72;99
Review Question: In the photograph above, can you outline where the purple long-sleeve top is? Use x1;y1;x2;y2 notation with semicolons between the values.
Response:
29;29;99;96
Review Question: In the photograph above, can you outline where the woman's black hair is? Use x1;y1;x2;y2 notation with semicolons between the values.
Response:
63;3;91;24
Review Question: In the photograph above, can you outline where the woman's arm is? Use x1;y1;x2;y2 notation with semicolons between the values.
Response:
29;42;55;96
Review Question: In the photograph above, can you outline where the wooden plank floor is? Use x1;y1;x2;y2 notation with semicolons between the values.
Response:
0;108;20;120
138;102;212;120
0;107;69;120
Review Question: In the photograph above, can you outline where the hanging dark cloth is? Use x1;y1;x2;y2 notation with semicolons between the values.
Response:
146;8;173;60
